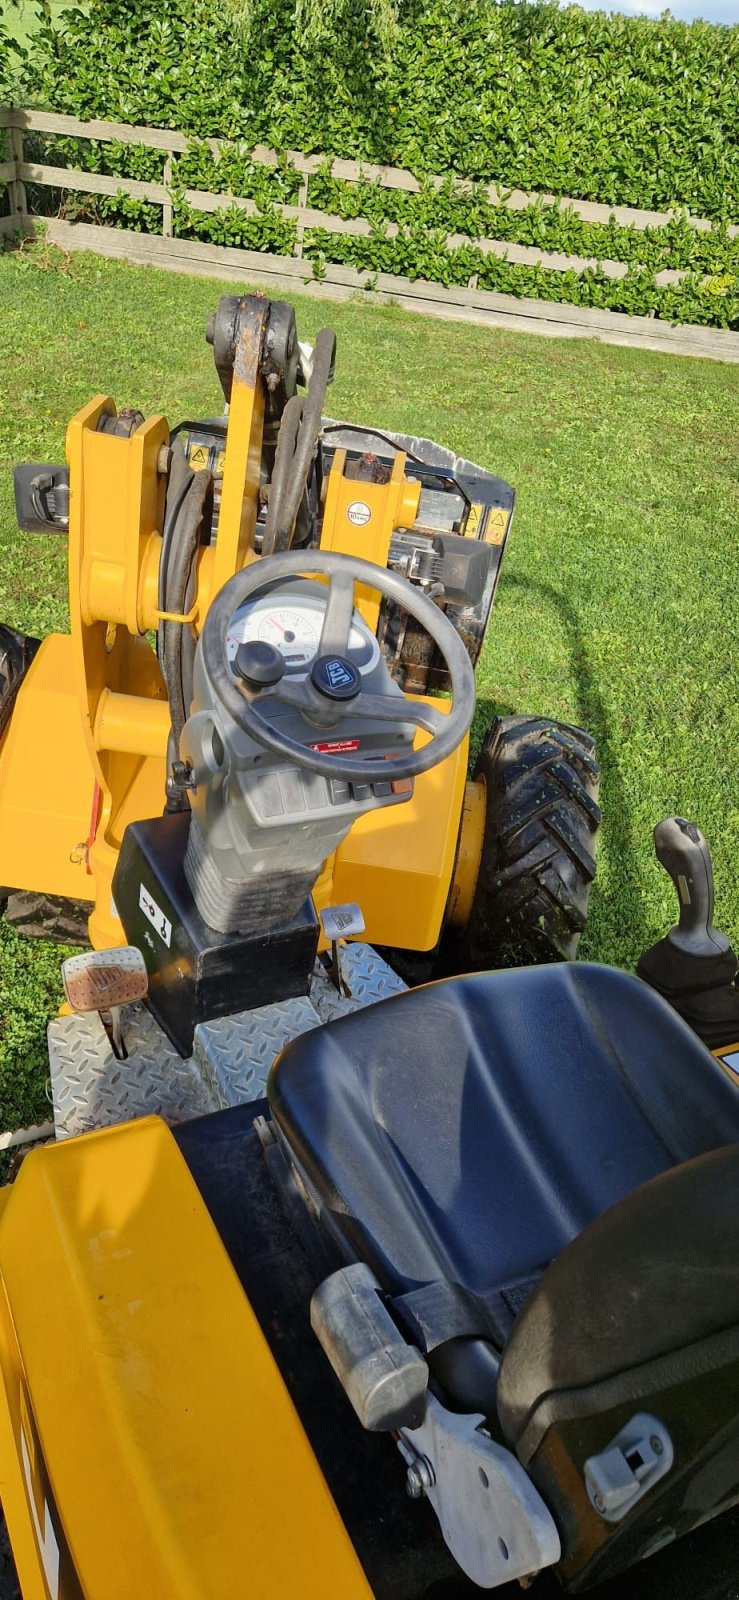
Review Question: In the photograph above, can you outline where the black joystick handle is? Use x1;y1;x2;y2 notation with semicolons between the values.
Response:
637;816;739;1052
653;817;730;959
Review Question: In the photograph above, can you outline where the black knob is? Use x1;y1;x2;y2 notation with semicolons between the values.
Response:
310;654;361;701
234;640;285;690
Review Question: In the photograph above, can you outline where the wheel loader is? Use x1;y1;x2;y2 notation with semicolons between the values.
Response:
1;294;738;1598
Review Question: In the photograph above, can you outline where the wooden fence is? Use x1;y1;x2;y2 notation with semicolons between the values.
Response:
2;106;738;364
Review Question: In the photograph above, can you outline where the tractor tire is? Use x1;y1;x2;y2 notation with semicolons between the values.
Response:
0;624;40;743
1;892;90;945
0;1519;20;1600
454;714;601;969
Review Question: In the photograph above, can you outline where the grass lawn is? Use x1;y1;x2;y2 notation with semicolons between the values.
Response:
0;241;738;1131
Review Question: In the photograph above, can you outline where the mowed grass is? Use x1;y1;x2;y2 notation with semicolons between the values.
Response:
0;241;737;1129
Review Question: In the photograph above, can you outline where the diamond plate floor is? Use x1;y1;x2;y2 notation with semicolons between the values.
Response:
48;944;406;1138
311;942;406;1022
48;1003;219;1140
194;995;321;1108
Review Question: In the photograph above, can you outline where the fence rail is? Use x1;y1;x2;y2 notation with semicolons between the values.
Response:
2;106;738;363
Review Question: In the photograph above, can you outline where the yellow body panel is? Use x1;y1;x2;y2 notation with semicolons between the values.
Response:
447;777;486;929
210;307;267;595
66;402;172;946
320;449;421;632
0;636;94;901
0;1119;371;1600
322;712;469;952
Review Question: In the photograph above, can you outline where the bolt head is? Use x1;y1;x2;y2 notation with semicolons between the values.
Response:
405;1455;435;1499
650;1435;664;1455
406;1464;425;1499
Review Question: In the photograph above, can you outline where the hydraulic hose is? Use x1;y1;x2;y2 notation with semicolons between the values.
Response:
262;326;336;555
158;438;195;675
162;468;211;755
157;449;212;814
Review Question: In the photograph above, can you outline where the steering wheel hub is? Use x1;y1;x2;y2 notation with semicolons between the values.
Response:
310;654;362;701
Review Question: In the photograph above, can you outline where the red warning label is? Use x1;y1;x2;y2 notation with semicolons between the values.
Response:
309;738;361;753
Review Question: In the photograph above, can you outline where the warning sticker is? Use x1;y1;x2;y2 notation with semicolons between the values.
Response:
465;503;482;538
347;500;371;527
309;738;361;753
485;509;509;546
189;444;210;471
139;883;172;948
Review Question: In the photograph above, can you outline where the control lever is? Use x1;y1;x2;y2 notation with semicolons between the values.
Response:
61;947;149;1059
637;818;739;1050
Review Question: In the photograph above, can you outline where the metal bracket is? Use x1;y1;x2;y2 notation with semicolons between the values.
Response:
399;1394;561;1589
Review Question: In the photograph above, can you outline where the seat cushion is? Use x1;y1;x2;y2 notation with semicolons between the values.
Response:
268;963;739;1346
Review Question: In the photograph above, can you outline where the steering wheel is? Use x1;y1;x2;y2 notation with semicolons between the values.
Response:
200;549;476;784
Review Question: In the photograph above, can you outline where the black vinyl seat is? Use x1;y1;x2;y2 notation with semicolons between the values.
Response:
269;962;739;1589
269;962;739;1349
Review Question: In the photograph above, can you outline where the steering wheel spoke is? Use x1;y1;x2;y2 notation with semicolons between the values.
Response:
318;567;357;657
349;692;447;738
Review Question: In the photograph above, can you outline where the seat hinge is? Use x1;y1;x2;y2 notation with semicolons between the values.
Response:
584;1413;674;1522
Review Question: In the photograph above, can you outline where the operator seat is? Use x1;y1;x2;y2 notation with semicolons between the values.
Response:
268;962;739;1590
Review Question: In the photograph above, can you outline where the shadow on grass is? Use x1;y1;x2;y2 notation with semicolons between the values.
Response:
476;572;649;965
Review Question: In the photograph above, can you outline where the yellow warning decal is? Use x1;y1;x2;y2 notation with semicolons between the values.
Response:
465;503;482;538
188;444;210;470
485;509;509;546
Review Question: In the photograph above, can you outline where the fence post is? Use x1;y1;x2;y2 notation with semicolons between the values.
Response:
9;122;28;229
295;175;308;260
162;152;173;238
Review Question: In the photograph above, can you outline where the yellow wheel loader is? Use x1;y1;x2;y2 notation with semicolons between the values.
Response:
2;294;738;1599
0;293;599;975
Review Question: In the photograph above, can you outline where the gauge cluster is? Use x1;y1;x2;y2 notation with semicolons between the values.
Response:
226;579;380;678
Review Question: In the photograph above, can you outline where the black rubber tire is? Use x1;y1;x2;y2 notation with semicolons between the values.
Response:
0;1518;20;1600
456;713;601;969
0;630;86;944
0;624;40;743
1;891;90;945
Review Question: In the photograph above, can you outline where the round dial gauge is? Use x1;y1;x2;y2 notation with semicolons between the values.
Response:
227;593;378;674
227;605;319;669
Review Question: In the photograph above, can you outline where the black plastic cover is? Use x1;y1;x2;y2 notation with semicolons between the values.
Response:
14;463;69;533
432;532;494;607
112;813;318;1055
498;1144;739;1590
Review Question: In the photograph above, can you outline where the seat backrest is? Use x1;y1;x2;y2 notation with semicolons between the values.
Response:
497;1143;739;1589
270;963;739;1313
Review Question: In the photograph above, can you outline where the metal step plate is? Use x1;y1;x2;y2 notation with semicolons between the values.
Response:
312;943;406;1023
47;944;406;1139
194;995;321;1109
48;1003;219;1140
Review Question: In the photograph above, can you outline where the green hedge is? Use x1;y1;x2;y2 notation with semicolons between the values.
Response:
11;0;739;219
18;130;739;329
5;0;739;329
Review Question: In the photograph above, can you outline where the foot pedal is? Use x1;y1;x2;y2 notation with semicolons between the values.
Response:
62;947;149;1059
